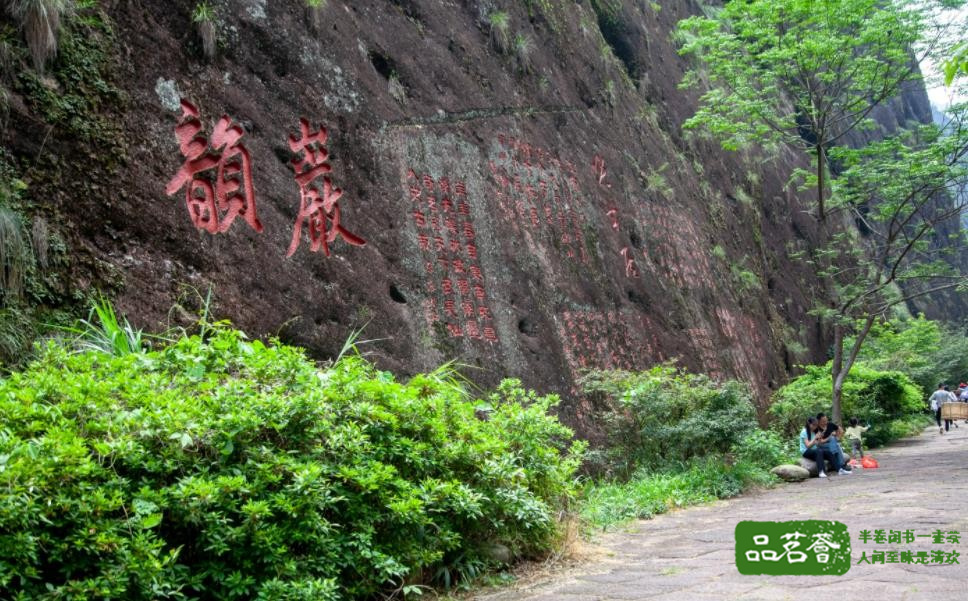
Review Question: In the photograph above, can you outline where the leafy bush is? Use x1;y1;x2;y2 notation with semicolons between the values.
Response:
580;366;757;477
730;429;798;470
0;326;583;600
849;315;968;396
770;363;924;446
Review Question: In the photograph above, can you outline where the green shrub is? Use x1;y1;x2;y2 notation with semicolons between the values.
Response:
849;315;968;396
731;429;798;470
770;363;924;446
0;326;583;599
580;366;757;477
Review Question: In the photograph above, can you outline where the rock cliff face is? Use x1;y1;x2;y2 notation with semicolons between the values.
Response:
0;1;955;426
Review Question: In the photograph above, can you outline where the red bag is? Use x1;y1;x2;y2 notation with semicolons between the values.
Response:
861;456;879;469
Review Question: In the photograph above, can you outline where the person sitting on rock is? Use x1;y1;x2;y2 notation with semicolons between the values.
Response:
817;413;851;473
800;417;846;478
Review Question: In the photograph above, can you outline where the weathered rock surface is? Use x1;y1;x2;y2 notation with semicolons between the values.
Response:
1;1;959;430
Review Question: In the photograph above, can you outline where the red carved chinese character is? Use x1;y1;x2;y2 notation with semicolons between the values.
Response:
453;259;465;274
530;207;539;227
444;299;457;317
478;305;492;320
470;265;483;281
457;201;470;216
447;323;463;338
462;300;475;317
442;278;454;295
424;298;438;324
466;321;482;339
622;249;640;278
463;222;476;240
286;118;365;257
417;233;430;250
455;181;467;196
166;99;263;234
449;238;460;253
457;278;470;295
413;210;426;228
473;285;486;301
606;208;619;230
425;260;435;275
426;197;437;214
445;217;458;235
409;185;422;202
422;174;435;192
483;326;498;342
439;177;450;194
592;155;610;187
441;197;453;213
437;256;450;271
466;243;478;259
434;236;445;251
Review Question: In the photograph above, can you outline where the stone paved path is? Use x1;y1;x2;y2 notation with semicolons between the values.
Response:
473;424;968;601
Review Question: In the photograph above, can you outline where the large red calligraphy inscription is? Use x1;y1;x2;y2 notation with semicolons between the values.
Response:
408;170;498;343
287;118;366;257
166;99;263;234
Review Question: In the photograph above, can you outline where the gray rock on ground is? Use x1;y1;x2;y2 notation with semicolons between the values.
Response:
770;464;810;482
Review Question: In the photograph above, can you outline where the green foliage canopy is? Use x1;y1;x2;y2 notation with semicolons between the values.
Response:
677;0;965;218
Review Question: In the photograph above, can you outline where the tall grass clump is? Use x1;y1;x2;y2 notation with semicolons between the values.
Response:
305;0;327;32
0;205;29;305
5;0;74;71
0;324;584;599
192;1;216;61
489;10;510;54
61;294;145;355
514;33;533;72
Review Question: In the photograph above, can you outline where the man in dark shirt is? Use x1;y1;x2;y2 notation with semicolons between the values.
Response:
817;413;851;472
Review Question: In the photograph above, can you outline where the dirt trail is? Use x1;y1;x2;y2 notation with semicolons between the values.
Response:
472;424;968;601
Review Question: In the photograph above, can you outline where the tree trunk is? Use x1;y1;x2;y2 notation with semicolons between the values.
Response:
830;323;844;424
830;315;877;426
816;143;826;221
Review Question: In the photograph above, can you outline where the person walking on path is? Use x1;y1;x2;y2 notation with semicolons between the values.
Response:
929;384;952;434
946;386;959;429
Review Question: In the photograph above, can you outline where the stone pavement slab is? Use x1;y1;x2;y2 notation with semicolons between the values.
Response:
471;424;968;601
